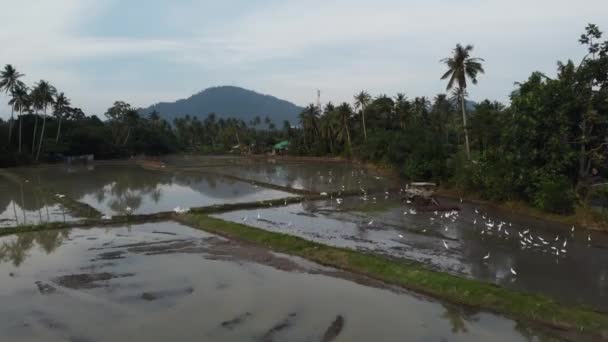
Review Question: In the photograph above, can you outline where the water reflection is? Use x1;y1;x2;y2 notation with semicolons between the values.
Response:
16;165;295;215
0;178;76;227
0;223;567;341
0;229;68;266
208;163;394;192
214;195;608;311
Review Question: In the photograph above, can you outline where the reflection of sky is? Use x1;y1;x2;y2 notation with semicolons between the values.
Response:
214;196;608;312
80;179;295;215
0;201;79;228
0;177;81;227
0;222;551;342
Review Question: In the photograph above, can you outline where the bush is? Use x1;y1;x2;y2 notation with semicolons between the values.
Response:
531;175;576;214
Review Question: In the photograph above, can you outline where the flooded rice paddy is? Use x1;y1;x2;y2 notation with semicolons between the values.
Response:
204;162;393;192
1;156;607;340
0;222;563;341
214;194;608;312
13;164;295;215
0;177;82;227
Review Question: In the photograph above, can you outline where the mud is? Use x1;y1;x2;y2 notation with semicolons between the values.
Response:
54;272;134;289
0;221;578;341
322;315;345;342
141;286;194;301
220;312;252;330
261;312;297;341
35;281;57;295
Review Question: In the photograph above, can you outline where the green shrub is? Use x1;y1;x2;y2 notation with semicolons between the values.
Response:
532;175;576;214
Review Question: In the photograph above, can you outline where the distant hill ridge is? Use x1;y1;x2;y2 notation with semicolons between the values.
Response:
139;86;303;125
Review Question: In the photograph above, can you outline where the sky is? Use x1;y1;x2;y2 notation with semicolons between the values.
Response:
0;0;607;119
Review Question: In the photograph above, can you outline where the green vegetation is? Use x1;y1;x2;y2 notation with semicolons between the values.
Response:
1;24;607;218
178;214;608;338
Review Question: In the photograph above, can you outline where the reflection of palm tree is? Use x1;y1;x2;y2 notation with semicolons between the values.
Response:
151;188;162;203
0;229;68;266
0;234;35;267
37;230;65;254
440;305;471;333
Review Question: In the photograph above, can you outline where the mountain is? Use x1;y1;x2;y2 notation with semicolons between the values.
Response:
139;86;303;126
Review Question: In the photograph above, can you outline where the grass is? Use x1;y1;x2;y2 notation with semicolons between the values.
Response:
178;213;608;339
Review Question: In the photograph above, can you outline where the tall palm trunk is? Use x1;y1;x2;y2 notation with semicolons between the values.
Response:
122;126;130;146
18;112;22;153
8;107;14;145
361;106;367;142
36;109;47;161
55;116;62;143
460;96;471;160
31;115;38;154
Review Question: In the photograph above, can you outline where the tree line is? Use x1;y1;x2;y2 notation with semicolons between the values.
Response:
0;24;606;214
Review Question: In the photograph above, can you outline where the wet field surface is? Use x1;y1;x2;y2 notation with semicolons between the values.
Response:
1;157;608;340
214;194;608;312
0;178;82;227
206;162;394;192
0;222;564;342
14;165;295;215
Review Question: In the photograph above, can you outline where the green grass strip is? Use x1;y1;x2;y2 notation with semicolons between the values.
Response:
178;213;608;339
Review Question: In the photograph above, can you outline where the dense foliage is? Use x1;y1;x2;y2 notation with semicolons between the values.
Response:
0;24;606;214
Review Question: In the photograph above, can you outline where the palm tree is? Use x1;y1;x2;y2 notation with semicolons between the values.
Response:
53;92;70;143
440;44;484;160
299;104;320;148
0;64;25;144
337;103;353;154
354;91;371;141
30;87;42;154
394;93;410;129
33;80;56;161
8;84;29;153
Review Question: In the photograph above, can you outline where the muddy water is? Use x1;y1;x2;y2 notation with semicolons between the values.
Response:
0;178;80;227
0;222;562;341
16;165;295;215
214;194;608;312
208;162;394;192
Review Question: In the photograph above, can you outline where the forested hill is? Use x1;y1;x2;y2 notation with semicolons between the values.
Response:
139;86;303;125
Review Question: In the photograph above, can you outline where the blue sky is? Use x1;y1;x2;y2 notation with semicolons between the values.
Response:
0;0;607;119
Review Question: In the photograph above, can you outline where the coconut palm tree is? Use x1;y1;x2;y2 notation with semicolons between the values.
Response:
337;103;353;154
30;87;42;154
441;44;484;160
299;104;320;150
53;92;70;143
0;64;25;144
33;80;56;161
354;91;371;141
394;93;410;129
8;84;29;153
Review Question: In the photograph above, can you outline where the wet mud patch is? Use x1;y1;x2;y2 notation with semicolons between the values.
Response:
322;315;345;342
92;238;189;251
152;230;178;236
79;261;117;271
128;239;206;255
220;312;252;330
140;286;194;301
54;272;134;289
35;281;57;295
261;312;297;341
92;250;126;261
